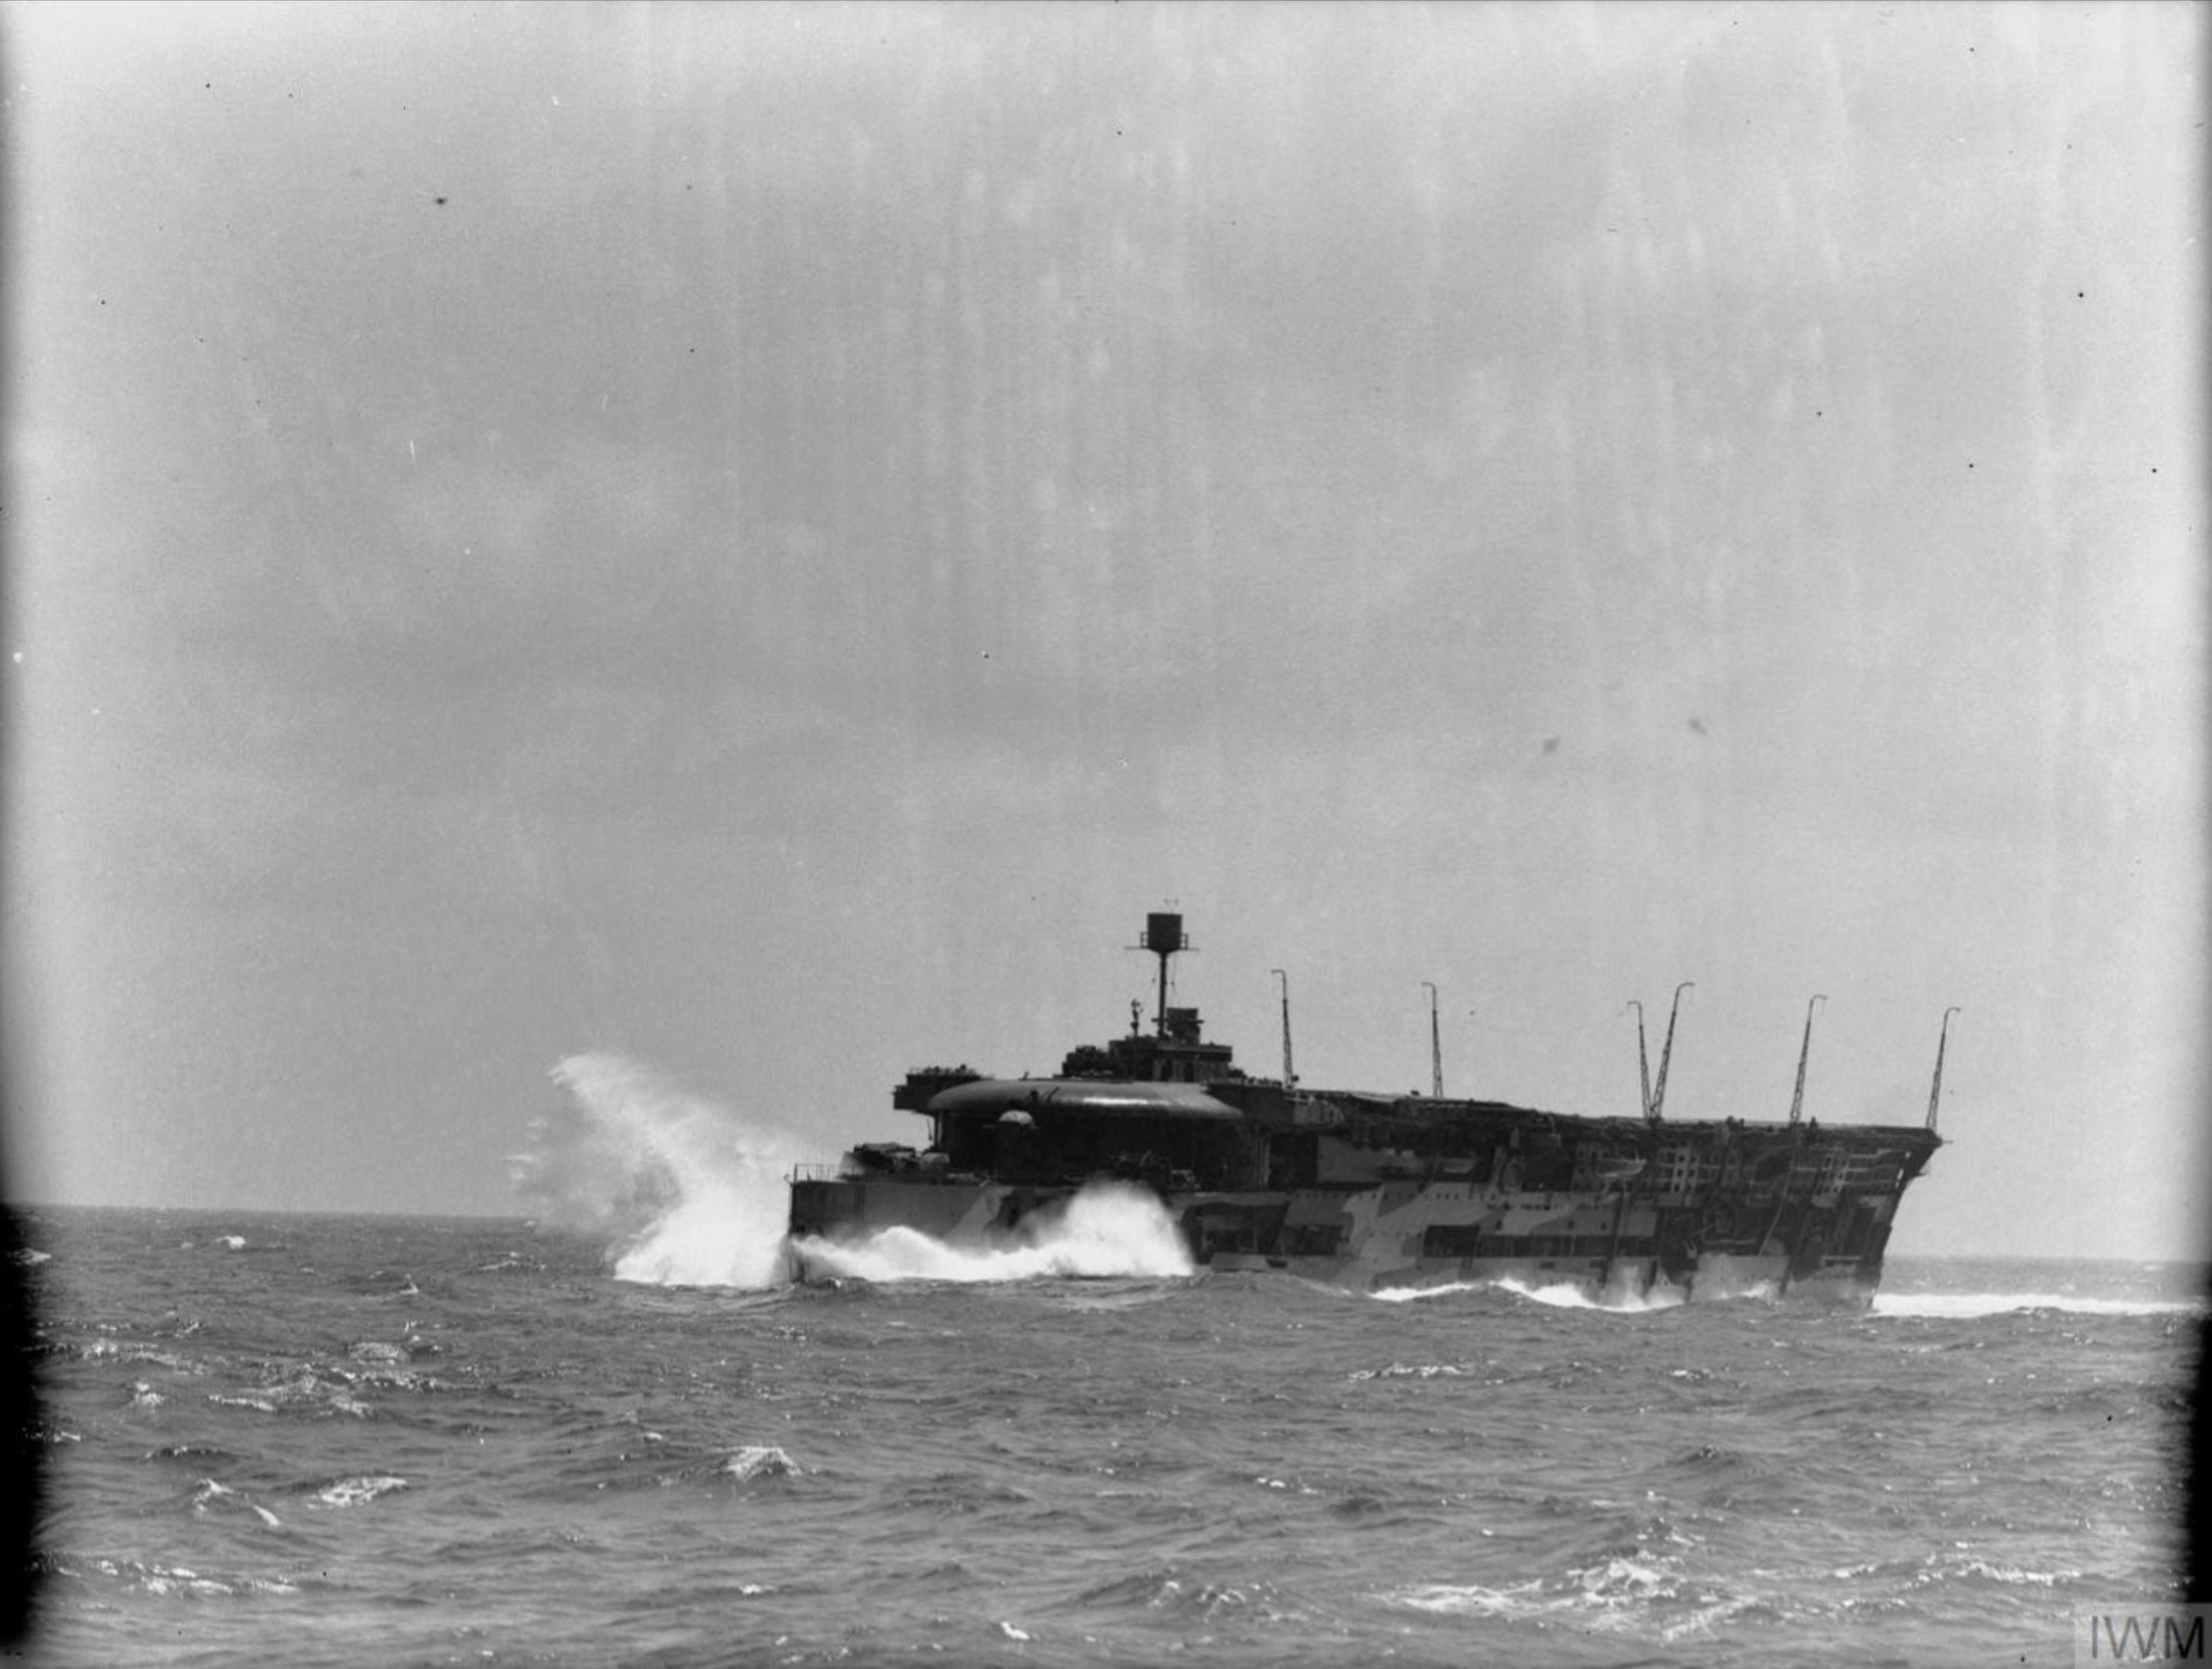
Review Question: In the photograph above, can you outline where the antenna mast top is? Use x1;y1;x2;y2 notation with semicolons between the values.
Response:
1926;1006;1961;1131
1421;981;1441;1098
1787;994;1826;1126
1141;912;1187;1037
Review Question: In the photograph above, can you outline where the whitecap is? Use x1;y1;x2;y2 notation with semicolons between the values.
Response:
192;1480;283;1530
1911;1551;2078;1588
1348;1362;1468;1381
315;1474;407;1508
1391;1579;1542;1616
1369;1280;1489;1304
722;1445;799;1481
117;1561;298;1599
1390;1559;1728;1642
1569;1555;1681;1606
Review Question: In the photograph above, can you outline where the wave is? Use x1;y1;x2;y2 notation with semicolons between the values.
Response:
314;1474;408;1508
1347;1361;1475;1382
1366;1277;2203;1318
721;1445;800;1482
192;1478;283;1529
515;1060;1190;1290
1370;1274;1688;1312
789;1183;1194;1284
1071;1568;1271;1622
1388;1555;1760;1641
511;1053;828;1290
79;1559;301;1599
1873;1291;2205;1319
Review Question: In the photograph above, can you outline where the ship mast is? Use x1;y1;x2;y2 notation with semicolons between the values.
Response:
1786;994;1826;1126
1628;999;1652;1119
1649;981;1693;1122
1421;981;1441;1098
1272;968;1296;1092
1142;911;1186;1037
1924;1006;1961;1131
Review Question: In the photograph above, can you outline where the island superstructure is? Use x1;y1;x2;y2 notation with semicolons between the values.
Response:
786;912;1946;1300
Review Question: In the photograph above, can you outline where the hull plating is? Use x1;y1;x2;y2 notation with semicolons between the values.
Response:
787;1172;1900;1304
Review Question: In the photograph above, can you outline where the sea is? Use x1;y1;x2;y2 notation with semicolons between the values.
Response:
9;1061;2203;1668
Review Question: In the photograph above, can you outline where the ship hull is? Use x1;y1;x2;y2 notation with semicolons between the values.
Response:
786;1167;1909;1305
798;913;1943;1304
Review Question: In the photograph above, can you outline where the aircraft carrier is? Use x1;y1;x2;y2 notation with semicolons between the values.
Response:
786;913;1949;1300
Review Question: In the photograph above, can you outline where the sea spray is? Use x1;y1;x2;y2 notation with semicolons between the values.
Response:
512;1061;1194;1290
511;1053;828;1289
790;1182;1196;1283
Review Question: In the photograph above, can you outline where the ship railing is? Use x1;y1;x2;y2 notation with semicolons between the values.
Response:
788;1163;848;1184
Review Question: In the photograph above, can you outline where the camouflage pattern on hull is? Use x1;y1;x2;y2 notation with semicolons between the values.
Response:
786;1167;1914;1306
786;913;1944;1303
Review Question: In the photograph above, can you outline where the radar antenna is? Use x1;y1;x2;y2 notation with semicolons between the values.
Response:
1138;912;1187;1038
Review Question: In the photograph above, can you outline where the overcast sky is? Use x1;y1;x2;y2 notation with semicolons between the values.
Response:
4;2;2202;1259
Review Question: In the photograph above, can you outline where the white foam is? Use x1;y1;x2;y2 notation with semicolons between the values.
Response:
1377;1278;2199;1317
209;1393;278;1414
1393;1558;1682;1616
1389;1556;1745;1640
512;1053;829;1290
192;1480;282;1529
1873;1291;2203;1319
1368;1280;1489;1304
1348;1362;1469;1381
722;1445;798;1481
315;1474;407;1508
791;1183;1195;1284
1370;1274;1687;1312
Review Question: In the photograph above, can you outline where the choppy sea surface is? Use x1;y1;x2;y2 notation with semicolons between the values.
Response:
9;1051;2201;1667
15;1197;2200;1669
